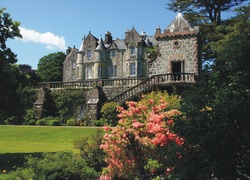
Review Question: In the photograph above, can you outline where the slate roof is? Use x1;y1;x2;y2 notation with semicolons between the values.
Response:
114;39;126;50
146;36;157;46
78;38;84;52
156;12;200;39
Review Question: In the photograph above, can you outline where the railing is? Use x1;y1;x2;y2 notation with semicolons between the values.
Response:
108;73;196;104
33;80;97;89
33;73;196;104
33;77;147;89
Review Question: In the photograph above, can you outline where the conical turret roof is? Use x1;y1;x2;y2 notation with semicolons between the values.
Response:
165;12;192;33
78;37;84;52
96;36;105;50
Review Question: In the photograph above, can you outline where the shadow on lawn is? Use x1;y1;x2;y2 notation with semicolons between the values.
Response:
0;152;43;173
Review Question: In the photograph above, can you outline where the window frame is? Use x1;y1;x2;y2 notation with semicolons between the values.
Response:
130;46;136;55
87;50;92;60
87;67;93;79
130;62;136;76
108;65;117;78
110;50;116;58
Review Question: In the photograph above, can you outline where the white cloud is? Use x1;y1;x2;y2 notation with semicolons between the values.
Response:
19;27;67;50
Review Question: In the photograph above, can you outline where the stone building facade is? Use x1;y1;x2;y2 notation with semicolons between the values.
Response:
63;29;156;82
36;12;202;123
63;12;202;82
148;12;202;77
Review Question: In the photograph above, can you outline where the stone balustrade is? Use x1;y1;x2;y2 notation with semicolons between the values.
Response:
33;73;195;90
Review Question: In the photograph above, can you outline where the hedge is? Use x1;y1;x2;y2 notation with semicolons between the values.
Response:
36;120;46;126
47;120;60;126
66;119;77;126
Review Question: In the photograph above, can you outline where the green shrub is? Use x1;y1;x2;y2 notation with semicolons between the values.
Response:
47;120;60;126
8;152;99;180
66;119;77;126
93;119;105;126
51;89;85;122
99;102;119;126
8;167;33;180
36;119;46;126
23;109;36;125
28;119;36;125
74;129;106;172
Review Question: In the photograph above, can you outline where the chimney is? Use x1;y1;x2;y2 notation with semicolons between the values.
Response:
155;25;161;36
105;31;112;44
66;47;72;55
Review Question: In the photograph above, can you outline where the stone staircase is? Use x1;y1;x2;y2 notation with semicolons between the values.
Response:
107;73;196;104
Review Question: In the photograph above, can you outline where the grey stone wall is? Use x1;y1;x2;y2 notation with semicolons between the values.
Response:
63;48;77;82
147;35;200;77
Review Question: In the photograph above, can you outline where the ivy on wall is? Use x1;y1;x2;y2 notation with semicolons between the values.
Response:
51;89;86;123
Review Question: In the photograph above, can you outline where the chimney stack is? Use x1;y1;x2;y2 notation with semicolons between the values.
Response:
105;31;112;44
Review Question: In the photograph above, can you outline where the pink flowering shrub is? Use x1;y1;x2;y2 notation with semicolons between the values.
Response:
100;92;184;179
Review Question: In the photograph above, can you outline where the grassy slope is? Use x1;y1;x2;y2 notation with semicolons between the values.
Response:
0;126;100;153
0;126;102;177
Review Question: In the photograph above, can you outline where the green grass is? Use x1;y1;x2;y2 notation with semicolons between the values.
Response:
0;126;102;178
0;126;100;153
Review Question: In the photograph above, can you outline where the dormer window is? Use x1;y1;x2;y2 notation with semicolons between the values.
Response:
87;50;92;59
131;46;136;55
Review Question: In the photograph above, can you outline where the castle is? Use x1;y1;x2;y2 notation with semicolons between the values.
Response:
35;12;202;122
63;12;202;83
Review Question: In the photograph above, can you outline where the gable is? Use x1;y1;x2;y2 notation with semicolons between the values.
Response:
125;27;142;45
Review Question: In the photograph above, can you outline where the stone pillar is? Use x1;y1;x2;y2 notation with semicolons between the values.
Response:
85;87;100;125
34;88;47;119
85;86;107;125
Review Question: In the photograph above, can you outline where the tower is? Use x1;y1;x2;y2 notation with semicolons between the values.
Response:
147;11;202;78
76;37;85;81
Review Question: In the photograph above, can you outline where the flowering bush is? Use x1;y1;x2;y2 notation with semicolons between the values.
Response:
100;92;184;179
97;102;119;126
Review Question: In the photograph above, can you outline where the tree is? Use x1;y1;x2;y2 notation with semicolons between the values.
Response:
167;0;246;25
167;0;247;63
37;52;65;82
0;7;22;124
171;4;250;179
18;64;40;84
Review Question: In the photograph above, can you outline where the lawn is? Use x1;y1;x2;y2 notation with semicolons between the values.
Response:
0;126;102;178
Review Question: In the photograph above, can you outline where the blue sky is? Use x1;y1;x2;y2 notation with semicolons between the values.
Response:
1;0;241;69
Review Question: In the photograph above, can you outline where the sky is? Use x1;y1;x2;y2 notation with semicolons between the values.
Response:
1;0;242;69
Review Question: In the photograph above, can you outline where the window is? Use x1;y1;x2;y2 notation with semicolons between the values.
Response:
171;61;182;81
138;62;142;76
130;62;136;76
72;62;76;69
131;46;135;55
87;67;92;79
108;65;117;78
87;50;92;59
98;66;103;78
113;65;117;77
138;47;142;56
100;52;104;59
110;50;116;58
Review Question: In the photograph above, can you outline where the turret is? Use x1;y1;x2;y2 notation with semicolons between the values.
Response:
76;37;85;81
95;35;105;61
